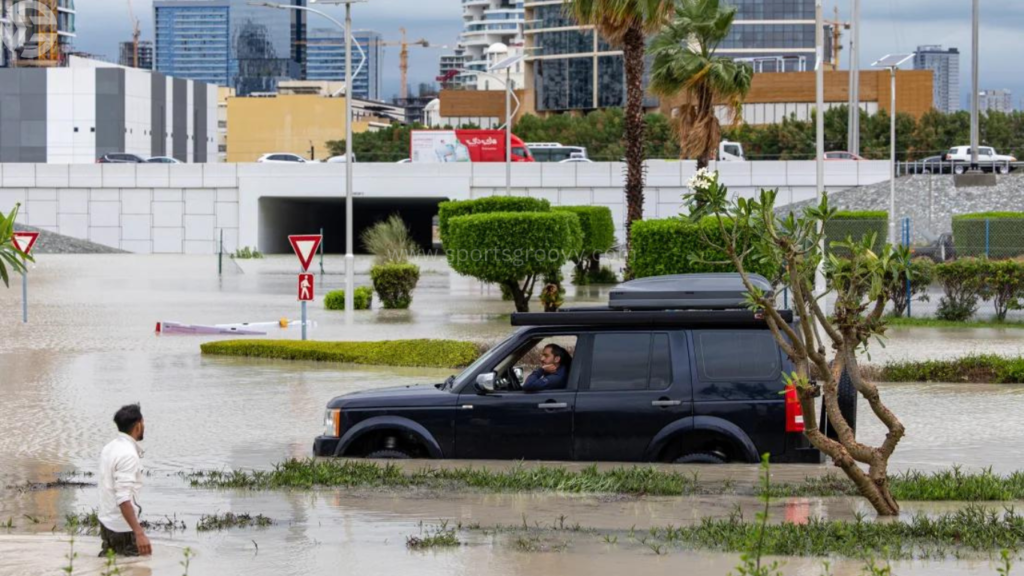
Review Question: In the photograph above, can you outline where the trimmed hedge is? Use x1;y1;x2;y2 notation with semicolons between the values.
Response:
370;263;420;309
952;212;1024;258
438;197;551;244
628;217;779;279
445;211;583;283
824;211;888;256
201;339;481;369
552;206;616;255
324;287;373;311
877;354;1024;384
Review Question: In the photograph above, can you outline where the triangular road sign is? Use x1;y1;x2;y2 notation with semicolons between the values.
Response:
288;234;323;272
12;232;40;255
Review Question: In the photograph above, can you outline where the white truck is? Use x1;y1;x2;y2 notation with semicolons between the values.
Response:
945;145;1017;174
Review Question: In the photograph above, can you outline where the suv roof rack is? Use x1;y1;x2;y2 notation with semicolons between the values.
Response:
510;309;791;328
608;273;771;311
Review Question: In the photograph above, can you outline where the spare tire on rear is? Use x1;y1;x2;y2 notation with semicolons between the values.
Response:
822;368;858;440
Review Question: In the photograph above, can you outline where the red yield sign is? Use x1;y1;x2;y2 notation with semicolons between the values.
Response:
12;231;40;255
288;234;322;272
298;273;315;301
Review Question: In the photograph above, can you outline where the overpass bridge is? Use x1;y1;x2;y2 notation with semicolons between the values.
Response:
0;161;891;254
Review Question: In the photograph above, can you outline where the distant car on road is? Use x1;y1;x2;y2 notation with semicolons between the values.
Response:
146;156;182;164
97;153;146;164
911;233;955;263
559;157;594;164
323;154;356;163
824;151;866;161
906;156;952;174
257;153;310;164
945;146;1016;174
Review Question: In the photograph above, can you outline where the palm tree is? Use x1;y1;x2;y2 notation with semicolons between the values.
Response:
566;0;675;271
0;204;32;288
649;0;753;169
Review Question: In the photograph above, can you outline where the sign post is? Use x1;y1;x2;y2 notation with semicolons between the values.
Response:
288;234;323;341
12;232;40;324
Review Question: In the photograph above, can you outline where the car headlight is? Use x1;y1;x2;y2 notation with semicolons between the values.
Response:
323;409;341;437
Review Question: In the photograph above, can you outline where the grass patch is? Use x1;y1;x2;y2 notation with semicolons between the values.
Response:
196;512;272;532
184;459;1024;501
655;505;1024;559
200;339;481;369
888;317;1024;330
870;354;1024;383
406;521;461;550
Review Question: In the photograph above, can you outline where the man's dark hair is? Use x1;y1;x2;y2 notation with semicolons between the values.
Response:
545;344;571;370
114;404;143;434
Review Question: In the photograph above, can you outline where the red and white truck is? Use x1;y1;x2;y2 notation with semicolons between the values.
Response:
409;130;535;163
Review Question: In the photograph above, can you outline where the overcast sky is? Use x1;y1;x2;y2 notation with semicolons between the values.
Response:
76;0;1020;108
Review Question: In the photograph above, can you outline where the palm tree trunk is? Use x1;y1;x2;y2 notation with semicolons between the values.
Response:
696;84;714;170
622;22;647;279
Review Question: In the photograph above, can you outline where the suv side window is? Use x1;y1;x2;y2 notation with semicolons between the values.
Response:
588;332;672;391
693;330;779;381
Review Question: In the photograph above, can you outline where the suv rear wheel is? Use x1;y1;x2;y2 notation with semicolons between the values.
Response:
366;449;411;459
674;453;726;464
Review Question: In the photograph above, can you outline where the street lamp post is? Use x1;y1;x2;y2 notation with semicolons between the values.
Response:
814;0;825;296
872;53;914;245
970;0;980;171
453;59;522;197
249;0;365;316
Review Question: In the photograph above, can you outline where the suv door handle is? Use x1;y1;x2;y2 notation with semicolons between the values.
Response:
538;402;568;410
651;399;682;407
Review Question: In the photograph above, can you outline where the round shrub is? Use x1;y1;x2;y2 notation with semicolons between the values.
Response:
324;287;373;311
370;263;420;309
935;258;985;321
438;196;551;244
554;206;616;281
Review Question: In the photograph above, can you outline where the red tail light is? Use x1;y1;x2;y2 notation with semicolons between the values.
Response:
785;385;805;432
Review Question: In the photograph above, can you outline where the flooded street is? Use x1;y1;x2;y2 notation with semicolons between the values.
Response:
2;256;1023;575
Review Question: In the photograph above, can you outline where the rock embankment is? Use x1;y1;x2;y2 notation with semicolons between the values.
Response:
12;224;126;254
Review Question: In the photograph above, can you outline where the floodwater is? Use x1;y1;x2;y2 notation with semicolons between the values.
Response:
1;255;1023;576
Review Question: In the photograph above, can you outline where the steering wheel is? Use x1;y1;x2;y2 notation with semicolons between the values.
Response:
505;365;523;391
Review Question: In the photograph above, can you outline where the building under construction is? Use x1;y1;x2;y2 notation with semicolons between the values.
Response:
0;0;76;68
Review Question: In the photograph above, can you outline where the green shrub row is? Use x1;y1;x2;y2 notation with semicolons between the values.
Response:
438;197;551;243
934;258;1024;321
628;217;779;279
324;287;373;311
370;263;420;309
824;211;888;256
952;212;1024;259
201;339;481;368
552;206;616;256
877;354;1024;384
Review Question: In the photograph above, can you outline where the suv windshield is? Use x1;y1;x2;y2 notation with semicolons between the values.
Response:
450;332;518;391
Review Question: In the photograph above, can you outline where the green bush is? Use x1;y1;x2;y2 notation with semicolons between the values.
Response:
446;211;583;312
573;265;619;285
885;257;934;317
232;246;264;259
201;339;480;368
934;258;985;321
438;197;551;244
628;217;779;279
824;211;888;257
324;287;373;311
370;263;420;309
979;259;1024;321
362;214;417;265
952;212;1024;259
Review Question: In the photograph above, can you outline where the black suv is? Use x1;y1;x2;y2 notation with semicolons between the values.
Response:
313;274;830;464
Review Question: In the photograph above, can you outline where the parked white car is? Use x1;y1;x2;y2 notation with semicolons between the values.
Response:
257;153;310;164
323;154;356;163
945;146;1016;174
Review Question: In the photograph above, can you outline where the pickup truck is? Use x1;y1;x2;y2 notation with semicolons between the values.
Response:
945;146;1017;174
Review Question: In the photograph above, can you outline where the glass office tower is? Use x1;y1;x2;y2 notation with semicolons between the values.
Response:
305;28;382;101
154;0;305;95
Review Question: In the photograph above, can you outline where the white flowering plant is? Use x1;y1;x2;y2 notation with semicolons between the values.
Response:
686;167;718;194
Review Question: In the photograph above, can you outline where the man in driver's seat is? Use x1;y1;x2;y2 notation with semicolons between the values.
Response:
523;344;571;392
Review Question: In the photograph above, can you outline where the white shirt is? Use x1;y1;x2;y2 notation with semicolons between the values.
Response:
98;433;144;533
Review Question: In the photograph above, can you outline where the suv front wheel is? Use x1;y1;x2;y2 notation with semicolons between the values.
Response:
673;453;726;464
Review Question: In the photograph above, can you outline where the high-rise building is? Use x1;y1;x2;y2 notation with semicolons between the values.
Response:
524;0;817;113
305;28;382;101
913;45;960;114
979;89;1014;113
154;0;306;96
0;0;76;67
440;0;523;89
119;40;154;70
438;45;469;88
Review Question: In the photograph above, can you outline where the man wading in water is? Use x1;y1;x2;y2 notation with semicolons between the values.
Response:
98;404;152;556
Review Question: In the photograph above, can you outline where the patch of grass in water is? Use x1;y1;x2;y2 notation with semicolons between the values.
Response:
888;317;1024;330
196;512;272;532
406;520;460;550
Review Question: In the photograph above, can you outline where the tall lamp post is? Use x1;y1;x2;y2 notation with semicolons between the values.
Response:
970;0;980;171
453;59;523;197
250;0;366;316
872;53;915;245
814;0;825;296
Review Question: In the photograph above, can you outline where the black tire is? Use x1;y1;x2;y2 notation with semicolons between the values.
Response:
366;449;411;459
824;369;858;440
954;164;967;175
998;165;1010;175
673;453;726;464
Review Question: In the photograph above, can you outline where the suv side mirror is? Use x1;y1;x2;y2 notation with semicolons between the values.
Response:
475;372;496;394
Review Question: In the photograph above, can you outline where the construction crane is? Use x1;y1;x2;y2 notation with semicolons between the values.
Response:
126;0;141;68
377;28;436;101
825;5;850;71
